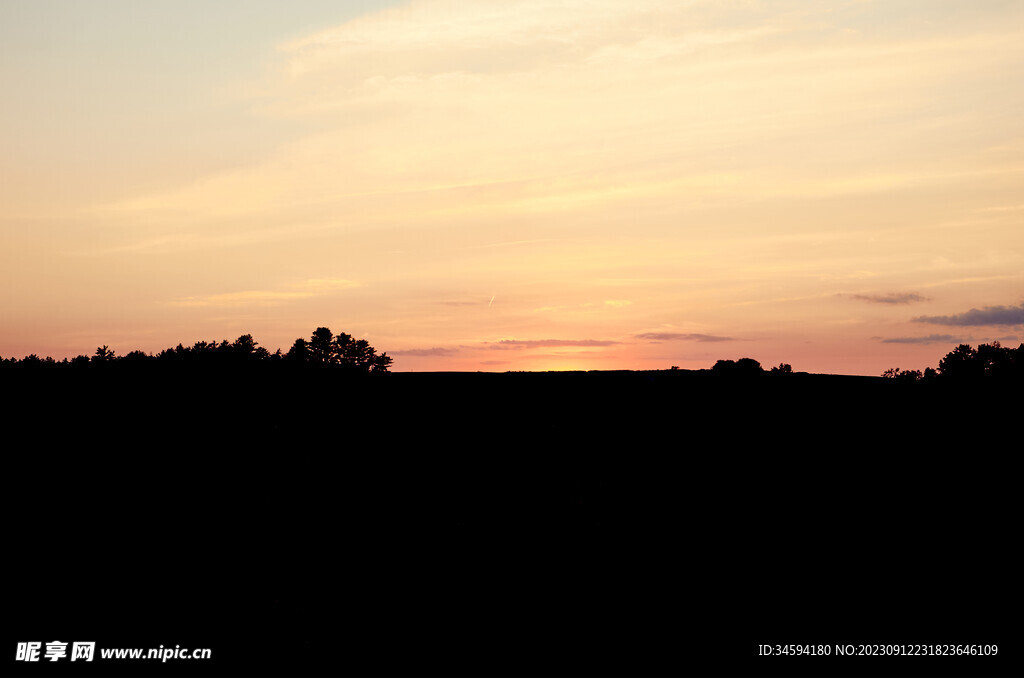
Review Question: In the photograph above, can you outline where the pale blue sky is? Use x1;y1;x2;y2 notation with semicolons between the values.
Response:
1;1;403;206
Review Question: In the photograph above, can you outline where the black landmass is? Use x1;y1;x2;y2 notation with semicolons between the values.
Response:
6;363;1018;672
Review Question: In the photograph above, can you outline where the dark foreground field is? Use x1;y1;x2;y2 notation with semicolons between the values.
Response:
6;367;1017;671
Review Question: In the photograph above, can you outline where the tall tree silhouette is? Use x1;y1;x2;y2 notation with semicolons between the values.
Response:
286;338;310;363
309;327;335;365
232;334;259;358
92;345;116;364
938;344;983;380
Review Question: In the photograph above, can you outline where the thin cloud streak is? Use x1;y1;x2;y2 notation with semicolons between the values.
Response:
847;292;929;304
635;332;734;342
492;339;623;348
880;334;959;345
170;278;361;308
390;347;459;357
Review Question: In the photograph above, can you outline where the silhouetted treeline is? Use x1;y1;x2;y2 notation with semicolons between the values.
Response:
0;326;392;373
881;341;1024;382
703;342;1023;383
7;334;1022;386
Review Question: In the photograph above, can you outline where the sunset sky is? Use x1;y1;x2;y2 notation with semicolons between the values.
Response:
2;0;1022;374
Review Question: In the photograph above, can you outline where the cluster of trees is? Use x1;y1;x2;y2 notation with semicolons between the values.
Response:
282;327;392;372
710;359;792;374
0;327;392;373
883;341;1023;382
711;358;764;374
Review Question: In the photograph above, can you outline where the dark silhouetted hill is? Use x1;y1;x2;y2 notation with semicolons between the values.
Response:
5;353;1018;670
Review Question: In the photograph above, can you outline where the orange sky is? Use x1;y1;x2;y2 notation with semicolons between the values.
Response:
2;1;1022;374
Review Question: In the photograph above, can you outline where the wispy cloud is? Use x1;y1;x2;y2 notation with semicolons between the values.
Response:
488;339;622;349
170;278;361;308
390;347;459;357
847;292;929;304
635;332;733;342
84;0;1024;252
437;300;488;307
913;302;1024;326
280;1;730;78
